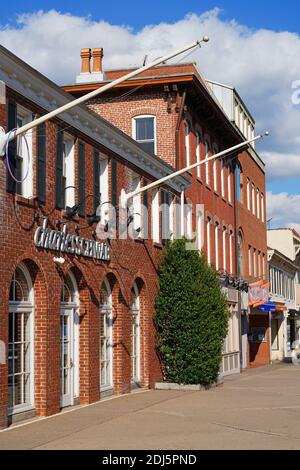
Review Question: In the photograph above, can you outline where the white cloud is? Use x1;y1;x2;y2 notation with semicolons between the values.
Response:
262;152;300;180
267;192;300;229
0;8;300;227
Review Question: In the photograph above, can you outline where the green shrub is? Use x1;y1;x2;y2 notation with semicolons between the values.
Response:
155;238;229;385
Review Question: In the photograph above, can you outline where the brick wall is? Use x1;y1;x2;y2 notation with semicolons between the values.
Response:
0;88;165;428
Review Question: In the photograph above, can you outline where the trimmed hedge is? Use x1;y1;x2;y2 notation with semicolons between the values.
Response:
155;239;229;385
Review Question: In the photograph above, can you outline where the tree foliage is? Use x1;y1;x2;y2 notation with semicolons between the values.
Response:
155;239;229;385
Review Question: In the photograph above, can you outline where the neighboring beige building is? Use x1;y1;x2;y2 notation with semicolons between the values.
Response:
267;229;300;362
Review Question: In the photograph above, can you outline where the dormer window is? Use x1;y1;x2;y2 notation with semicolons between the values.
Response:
133;115;156;155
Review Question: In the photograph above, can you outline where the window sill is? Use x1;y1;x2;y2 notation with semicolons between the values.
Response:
153;242;163;250
196;177;202;184
14;194;36;207
205;184;211;191
222;197;227;203
214;190;219;197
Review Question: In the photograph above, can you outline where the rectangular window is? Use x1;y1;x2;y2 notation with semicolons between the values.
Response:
261;193;265;222
229;231;233;274
271;319;279;351
228;165;232;203
63;134;75;209
246;178;250;210
133;116;155;155
222;227;227;272
248;246;252;277
215;224;219;271
185;122;190;167
206;218;211;265
205;141;210;185
131;176;142;236
257;189;260;219
152;188;160;243
253;249;257;277
16;105;33;198
197;207;203;252
213;147;218;193
251;327;267;343
221;160;225;198
196;132;201;179
252;184;255;215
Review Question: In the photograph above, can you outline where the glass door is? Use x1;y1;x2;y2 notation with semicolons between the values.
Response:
60;307;74;408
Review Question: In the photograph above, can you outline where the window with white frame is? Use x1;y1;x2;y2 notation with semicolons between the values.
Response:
131;282;141;383
205;140;210;185
221;159;225;198
213;146;218;192
129;176;142;237
197;207;203;252
16;105;33;198
152;188;160;243
215;222;219;271
253;249;257;277
261;193;265;223
227;164;232;203
256;188;260;219
229;230;233;274
237;231;243;277
9;265;34;415
206;217;211;265
133;115;156;155
161;190;171;242
258;252;261;277
186;202;193;240
248;246;252;277
246;178;250;210
252;184;255;215
62;134;75;209
100;280;113;390
222;226;227;271
185;121;190;167
95;154;109;222
196;131;201;179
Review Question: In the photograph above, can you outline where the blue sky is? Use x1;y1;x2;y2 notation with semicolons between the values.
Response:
2;1;300;34
0;2;299;228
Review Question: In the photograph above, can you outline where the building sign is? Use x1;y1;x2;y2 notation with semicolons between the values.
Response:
34;217;110;261
248;281;269;307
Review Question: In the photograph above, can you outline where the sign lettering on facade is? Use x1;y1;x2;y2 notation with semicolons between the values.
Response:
34;218;110;261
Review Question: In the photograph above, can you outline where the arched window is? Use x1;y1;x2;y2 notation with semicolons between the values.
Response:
61;274;76;303
100;279;113;390
9;264;34;413
206;217;211;265
215;222;220;271
131;282;141;384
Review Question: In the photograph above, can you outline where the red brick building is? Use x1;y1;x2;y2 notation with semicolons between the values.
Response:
0;46;190;429
64;48;268;372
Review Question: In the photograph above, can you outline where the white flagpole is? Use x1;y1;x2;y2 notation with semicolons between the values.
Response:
120;132;269;207
0;38;210;154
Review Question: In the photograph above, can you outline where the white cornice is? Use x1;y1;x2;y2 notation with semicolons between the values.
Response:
0;46;190;194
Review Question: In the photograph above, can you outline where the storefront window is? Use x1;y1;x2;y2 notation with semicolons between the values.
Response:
250;327;267;343
131;282;141;383
100;280;113;389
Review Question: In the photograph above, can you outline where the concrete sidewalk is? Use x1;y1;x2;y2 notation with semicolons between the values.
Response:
1;363;300;450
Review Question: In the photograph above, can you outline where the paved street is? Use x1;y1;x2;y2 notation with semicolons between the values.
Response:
1;364;300;450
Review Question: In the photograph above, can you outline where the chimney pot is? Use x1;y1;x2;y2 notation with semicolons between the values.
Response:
80;48;92;74
92;48;104;73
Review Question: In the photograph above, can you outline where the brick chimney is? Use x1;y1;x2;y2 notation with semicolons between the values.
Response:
76;47;105;84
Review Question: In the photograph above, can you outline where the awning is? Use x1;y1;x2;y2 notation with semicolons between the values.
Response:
258;301;277;313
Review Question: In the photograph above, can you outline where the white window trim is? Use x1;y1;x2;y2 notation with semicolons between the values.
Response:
185;121;190;167
252;184;256;216
229;231;233;274
222;227;227;272
246;178;250;211
100;278;113;391
215;223;219;271
261;193;265;223
132;115;157;155
63;133;75;209
16;105;33;198
221;160;225;198
206;218;211;265
256;189;260;220
213;146;218;193
228;165;232;203
131;282;141;383
152;188;160;243
196;131;201;179
8;263;35;416
205;141;210;185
